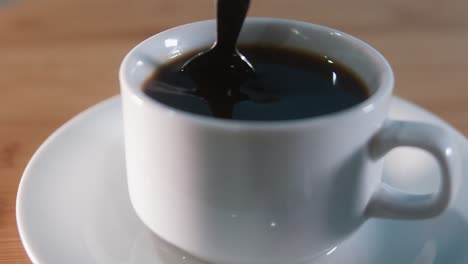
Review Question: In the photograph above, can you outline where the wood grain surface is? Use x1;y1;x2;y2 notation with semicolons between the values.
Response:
0;0;467;262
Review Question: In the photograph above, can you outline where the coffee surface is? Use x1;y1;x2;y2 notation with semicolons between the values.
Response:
143;44;370;121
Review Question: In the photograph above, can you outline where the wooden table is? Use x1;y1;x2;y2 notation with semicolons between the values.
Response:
0;0;466;262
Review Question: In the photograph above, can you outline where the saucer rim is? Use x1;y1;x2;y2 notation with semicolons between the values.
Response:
16;96;121;264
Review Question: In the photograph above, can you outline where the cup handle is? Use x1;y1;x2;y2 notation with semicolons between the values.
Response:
366;120;461;219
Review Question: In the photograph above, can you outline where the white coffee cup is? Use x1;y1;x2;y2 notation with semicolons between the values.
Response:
120;18;461;264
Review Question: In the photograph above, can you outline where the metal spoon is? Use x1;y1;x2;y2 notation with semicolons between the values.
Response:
181;0;254;97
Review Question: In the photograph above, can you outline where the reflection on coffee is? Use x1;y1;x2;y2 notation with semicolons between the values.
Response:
143;44;371;121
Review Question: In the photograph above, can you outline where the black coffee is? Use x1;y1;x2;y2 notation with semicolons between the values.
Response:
143;44;370;121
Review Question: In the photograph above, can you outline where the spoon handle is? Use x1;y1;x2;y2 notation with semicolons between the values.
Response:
216;0;250;52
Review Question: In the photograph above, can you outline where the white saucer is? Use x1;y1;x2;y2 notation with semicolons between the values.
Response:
17;96;468;264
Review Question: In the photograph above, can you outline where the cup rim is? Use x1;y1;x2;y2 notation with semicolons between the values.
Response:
120;17;394;130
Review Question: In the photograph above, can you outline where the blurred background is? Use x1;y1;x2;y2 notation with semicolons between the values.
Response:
0;0;467;262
